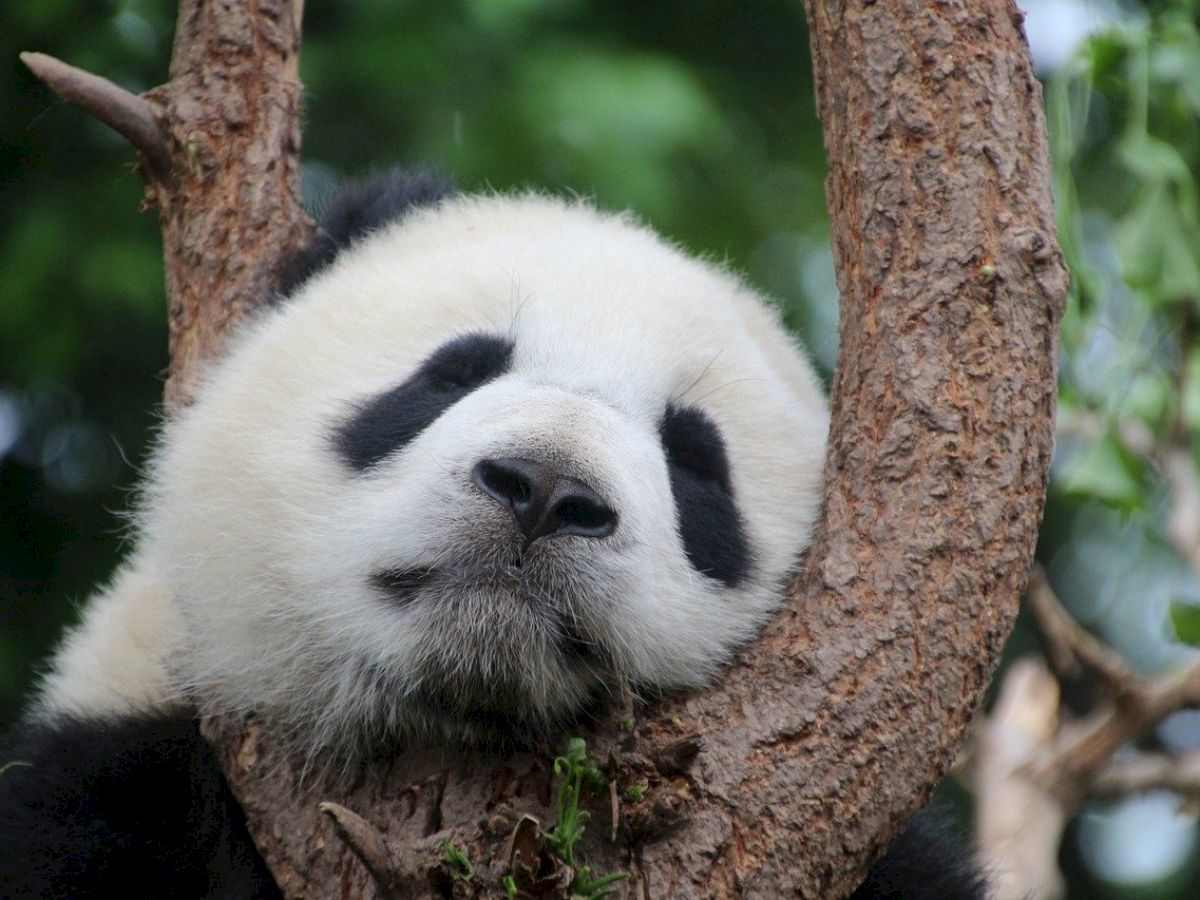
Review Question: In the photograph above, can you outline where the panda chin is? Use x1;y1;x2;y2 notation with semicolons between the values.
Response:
365;563;616;740
400;680;606;750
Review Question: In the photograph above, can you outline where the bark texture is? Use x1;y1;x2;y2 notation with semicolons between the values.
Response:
209;1;1066;896
26;0;1066;896
146;0;312;408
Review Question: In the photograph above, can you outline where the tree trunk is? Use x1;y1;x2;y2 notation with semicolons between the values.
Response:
24;0;1066;896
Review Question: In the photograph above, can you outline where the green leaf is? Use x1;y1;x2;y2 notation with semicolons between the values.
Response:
441;840;474;882
1115;185;1200;303
1118;132;1191;184
1123;373;1169;429
1061;433;1145;509
1169;601;1200;646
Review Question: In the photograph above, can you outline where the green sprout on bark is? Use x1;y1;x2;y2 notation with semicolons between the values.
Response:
543;738;627;898
441;839;475;882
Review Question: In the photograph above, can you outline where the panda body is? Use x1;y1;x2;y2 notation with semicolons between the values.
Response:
0;172;983;898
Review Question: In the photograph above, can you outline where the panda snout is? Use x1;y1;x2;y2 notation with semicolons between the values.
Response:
471;456;617;546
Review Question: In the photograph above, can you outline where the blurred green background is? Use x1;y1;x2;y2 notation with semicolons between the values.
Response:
3;0;1200;895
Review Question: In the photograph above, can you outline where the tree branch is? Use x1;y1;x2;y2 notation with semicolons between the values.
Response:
1091;750;1200;801
1025;564;1135;694
319;802;403;899
1038;655;1200;790
29;0;1067;896
19;51;170;176
972;575;1200;898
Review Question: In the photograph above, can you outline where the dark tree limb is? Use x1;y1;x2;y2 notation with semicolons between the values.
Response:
19;52;170;176
22;0;313;410
24;0;1067;896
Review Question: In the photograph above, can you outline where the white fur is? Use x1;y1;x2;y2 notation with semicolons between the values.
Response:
35;558;183;718
38;193;828;759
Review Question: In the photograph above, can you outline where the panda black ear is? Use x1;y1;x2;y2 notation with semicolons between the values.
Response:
276;167;456;298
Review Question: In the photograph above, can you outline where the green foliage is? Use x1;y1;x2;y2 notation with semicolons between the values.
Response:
1047;0;1200;651
1169;601;1200;646
545;738;606;867
441;840;474;882
543;738;626;898
1038;5;1200;889
1061;430;1148;510
570;865;628;899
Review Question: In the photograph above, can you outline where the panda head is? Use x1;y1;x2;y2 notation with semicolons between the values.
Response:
140;186;828;759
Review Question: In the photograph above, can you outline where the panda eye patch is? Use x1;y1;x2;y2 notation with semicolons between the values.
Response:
426;335;513;390
660;404;750;587
335;333;513;471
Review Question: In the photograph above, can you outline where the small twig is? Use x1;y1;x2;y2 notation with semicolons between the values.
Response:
1026;564;1134;695
609;779;620;843
1040;654;1200;790
974;568;1200;898
318;801;402;899
20;51;170;176
1091;750;1200;801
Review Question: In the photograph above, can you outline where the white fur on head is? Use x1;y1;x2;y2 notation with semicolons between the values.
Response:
53;194;828;760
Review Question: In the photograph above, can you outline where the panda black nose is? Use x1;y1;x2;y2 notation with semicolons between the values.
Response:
471;457;617;545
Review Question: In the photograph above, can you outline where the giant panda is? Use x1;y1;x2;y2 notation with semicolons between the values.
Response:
0;170;985;898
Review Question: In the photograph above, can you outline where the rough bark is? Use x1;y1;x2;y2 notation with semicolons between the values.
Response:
147;0;312;409
25;0;1066;896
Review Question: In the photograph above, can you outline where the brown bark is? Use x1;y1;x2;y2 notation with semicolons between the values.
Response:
148;0;311;409
24;0;1066;896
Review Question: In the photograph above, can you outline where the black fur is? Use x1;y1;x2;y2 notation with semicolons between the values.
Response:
278;168;455;296
851;808;988;899
0;712;279;899
335;332;515;471
659;404;751;587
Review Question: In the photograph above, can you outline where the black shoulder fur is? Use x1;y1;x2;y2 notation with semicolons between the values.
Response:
0;712;279;899
851;807;989;899
277;167;456;297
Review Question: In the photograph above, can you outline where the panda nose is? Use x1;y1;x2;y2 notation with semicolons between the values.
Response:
471;457;617;545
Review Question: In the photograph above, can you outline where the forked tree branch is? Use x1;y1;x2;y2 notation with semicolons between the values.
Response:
24;0;1066;896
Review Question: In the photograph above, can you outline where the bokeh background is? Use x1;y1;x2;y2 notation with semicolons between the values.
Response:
3;0;1199;895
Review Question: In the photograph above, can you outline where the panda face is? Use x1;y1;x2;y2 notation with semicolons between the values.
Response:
140;194;828;756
